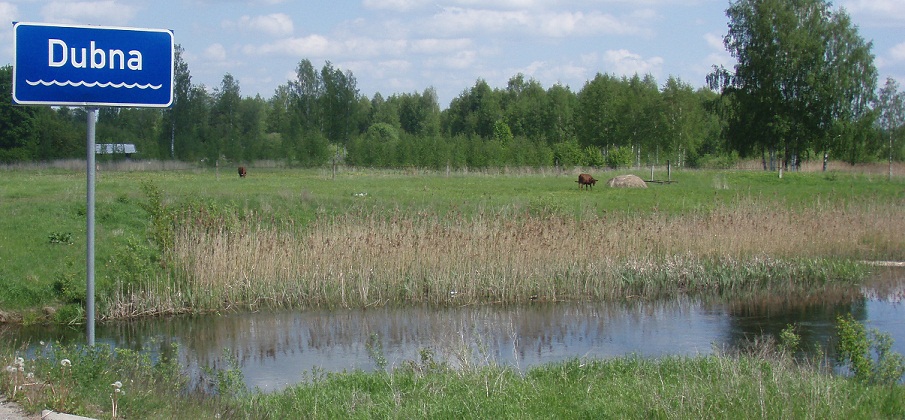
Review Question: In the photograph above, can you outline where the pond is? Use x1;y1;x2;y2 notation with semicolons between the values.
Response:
3;267;903;392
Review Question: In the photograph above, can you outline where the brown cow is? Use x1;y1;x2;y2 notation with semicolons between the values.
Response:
576;173;597;190
238;166;247;178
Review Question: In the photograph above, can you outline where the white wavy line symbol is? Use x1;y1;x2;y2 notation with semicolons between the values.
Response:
25;79;163;90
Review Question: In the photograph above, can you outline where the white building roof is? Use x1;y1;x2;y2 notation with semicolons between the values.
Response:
95;144;137;154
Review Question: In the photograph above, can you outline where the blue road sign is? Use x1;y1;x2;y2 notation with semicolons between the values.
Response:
13;22;174;107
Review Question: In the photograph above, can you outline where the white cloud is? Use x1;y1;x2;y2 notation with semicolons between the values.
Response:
347;59;412;81
430;7;530;34
701;32;734;73
703;51;733;70
704;32;724;51
339;37;408;57
425;49;477;69
280;69;296;84
0;2;17;24
629;8;659;21
890;42;905;61
522;60;546;73
426;7;645;38
455;0;547;8
363;0;428;12
839;0;905;21
536;61;589;86
342;59;419;96
204;43;227;62
377;59;412;73
877;42;905;70
409;38;472;54
0;2;18;45
40;1;137;26
603;49;663;77
384;76;417;91
248;35;332;56
229;14;294;37
538;11;644;37
244;34;469;60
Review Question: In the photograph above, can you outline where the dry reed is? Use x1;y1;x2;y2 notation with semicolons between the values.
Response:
101;195;904;317
732;159;905;175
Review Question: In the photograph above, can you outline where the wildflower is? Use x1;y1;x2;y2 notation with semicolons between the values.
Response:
4;366;15;374
14;357;24;367
60;359;71;367
110;380;124;418
26;372;34;380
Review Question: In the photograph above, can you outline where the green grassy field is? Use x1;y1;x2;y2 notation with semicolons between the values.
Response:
1;165;903;321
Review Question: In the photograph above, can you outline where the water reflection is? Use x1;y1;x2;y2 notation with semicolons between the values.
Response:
720;287;866;357
2;268;903;392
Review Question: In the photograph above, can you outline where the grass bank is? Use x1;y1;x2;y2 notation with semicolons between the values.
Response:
2;319;903;419
1;166;903;322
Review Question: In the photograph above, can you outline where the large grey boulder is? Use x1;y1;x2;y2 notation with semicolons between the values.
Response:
606;174;648;188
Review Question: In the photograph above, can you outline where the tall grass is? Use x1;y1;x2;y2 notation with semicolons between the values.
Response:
101;194;902;317
240;355;905;419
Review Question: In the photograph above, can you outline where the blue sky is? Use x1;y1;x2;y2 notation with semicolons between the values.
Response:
2;0;904;109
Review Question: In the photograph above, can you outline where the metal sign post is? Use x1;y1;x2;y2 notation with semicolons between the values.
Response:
86;108;97;345
13;22;174;346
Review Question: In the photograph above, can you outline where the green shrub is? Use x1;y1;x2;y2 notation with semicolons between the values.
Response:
779;324;801;354
52;260;85;304
836;314;905;385
138;181;174;261
605;146;633;169
54;303;84;325
583;146;605;167
105;235;159;290
366;334;388;371
552;139;583;167
200;349;247;399
690;151;740;169
48;232;73;245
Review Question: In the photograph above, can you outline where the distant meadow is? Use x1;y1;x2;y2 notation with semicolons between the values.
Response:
0;163;903;321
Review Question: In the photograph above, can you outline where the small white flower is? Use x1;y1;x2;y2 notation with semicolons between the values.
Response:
14;357;24;367
26;372;34;380
39;341;45;346
4;366;15;373
61;359;71;367
112;381;122;389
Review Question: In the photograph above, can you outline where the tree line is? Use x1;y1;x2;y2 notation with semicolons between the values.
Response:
1;0;903;170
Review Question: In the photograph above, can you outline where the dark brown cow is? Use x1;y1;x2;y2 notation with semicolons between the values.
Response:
576;173;597;190
238;166;247;178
